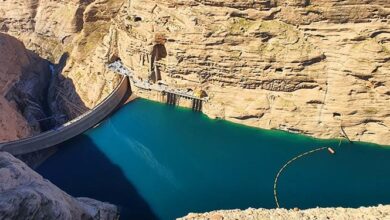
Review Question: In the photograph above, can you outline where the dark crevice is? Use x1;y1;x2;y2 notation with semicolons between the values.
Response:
353;74;373;81
301;54;326;66
306;100;323;104
232;113;264;120
370;30;390;38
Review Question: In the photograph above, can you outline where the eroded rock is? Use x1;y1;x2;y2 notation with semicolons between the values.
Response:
0;152;119;220
116;0;390;145
178;206;390;220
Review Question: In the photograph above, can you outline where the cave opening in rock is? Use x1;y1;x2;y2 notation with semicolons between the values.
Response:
134;16;142;22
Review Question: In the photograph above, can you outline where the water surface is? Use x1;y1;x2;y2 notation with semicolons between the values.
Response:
37;99;390;220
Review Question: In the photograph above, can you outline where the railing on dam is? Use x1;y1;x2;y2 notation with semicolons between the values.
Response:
108;60;207;112
0;76;129;156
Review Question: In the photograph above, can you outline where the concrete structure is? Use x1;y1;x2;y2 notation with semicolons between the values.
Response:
108;60;207;111
0;77;129;156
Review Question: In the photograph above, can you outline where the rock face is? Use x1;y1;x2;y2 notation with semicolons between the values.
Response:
179;206;390;220
0;151;119;220
0;32;69;142
4;37;53;135
0;33;33;142
1;0;389;145
118;0;390;145
0;0;122;121
0;0;122;141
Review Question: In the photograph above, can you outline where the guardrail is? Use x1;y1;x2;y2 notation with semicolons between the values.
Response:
108;60;209;102
0;76;129;156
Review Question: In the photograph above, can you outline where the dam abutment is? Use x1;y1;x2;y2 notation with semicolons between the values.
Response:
0;77;129;156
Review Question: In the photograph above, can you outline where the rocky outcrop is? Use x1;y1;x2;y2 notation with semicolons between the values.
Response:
0;32;69;141
0;33;33;142
1;0;389;145
0;0;123;140
179;206;390;220
0;151;119;220
0;0;122;118
5;44;53;134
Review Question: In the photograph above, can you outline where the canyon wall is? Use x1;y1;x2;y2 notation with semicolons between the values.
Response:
1;0;389;145
0;32;71;142
0;151;118;219
0;0;122;122
0;33;34;142
119;0;390;145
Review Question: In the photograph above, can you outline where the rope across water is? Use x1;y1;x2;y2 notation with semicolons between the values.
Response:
273;147;328;208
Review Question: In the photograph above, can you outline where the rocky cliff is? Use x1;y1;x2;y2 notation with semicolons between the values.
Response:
0;32;70;142
179;206;390;220
0;33;33;142
0;0;121;121
1;0;389;145
0;151;118;219
118;0;390;145
0;0;122;141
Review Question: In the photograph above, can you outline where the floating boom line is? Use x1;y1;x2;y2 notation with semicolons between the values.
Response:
273;147;329;208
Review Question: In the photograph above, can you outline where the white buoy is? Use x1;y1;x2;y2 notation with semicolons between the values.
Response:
328;147;335;154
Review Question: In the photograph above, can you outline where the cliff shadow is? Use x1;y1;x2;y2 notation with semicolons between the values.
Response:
149;44;167;83
3;32;52;133
3;34;89;133
36;134;158;220
51;52;89;123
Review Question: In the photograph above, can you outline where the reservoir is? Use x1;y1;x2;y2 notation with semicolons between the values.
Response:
37;99;390;220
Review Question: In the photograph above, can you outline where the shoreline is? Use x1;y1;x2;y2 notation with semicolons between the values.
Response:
38;98;390;219
127;88;390;148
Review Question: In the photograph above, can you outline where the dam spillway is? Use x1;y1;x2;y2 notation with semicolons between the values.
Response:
37;99;390;220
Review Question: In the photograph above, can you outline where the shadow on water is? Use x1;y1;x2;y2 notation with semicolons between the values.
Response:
36;99;390;219
36;134;158;220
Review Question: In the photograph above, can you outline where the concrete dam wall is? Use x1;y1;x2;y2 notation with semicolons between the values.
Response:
0;77;129;156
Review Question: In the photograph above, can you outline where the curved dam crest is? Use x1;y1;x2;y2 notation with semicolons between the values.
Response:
37;99;390;220
0;77;129;155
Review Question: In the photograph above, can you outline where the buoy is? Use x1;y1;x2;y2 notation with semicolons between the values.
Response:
327;147;335;154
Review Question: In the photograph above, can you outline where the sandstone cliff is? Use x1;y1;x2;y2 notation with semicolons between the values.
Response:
118;0;390;145
1;0;389;145
179;206;390;220
1;0;121;120
0;151;118;220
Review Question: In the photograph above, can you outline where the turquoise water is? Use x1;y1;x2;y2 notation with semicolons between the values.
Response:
37;99;390;220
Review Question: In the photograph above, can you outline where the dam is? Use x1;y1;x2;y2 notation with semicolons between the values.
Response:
36;99;390;220
108;60;207;112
